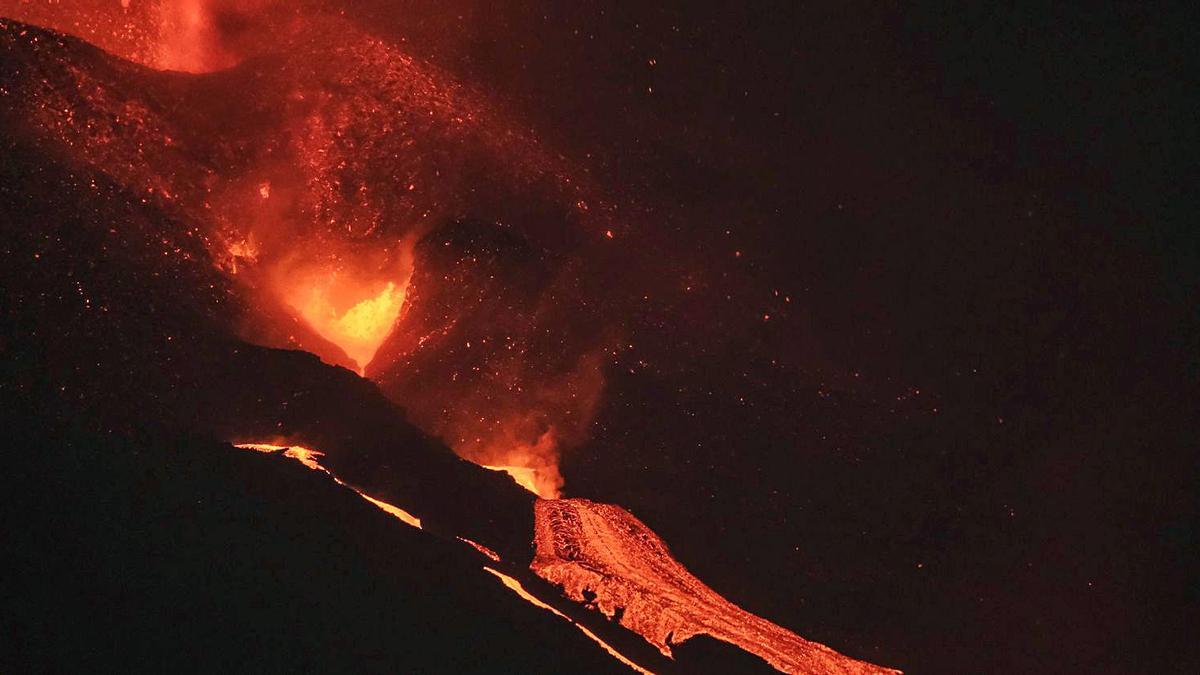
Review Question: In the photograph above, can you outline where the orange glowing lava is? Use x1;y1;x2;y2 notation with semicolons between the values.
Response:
236;442;421;529
531;499;899;674
484;463;561;500
458;536;502;562
482;567;656;675
286;276;407;373
0;9;902;674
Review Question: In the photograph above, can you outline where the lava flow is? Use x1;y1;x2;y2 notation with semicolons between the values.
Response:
238;440;657;674
237;443;422;529
532;499;899;675
239;440;893;674
482;567;657;675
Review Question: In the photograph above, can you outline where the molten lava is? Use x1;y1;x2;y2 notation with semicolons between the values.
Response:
237;442;422;529
237;440;656;673
287;276;407;373
531;499;899;674
233;441;896;672
483;567;657;675
484;463;560;500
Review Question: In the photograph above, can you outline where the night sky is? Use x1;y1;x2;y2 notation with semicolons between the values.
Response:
392;3;1199;671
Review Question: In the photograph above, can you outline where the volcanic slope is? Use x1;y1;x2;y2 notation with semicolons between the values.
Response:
1;16;898;674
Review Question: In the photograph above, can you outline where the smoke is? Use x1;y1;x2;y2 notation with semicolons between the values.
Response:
368;218;616;498
153;0;273;72
445;344;609;499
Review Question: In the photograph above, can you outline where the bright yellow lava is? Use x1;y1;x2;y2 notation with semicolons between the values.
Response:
292;280;405;373
335;282;403;341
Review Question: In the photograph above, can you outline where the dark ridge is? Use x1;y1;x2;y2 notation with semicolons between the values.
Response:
0;384;627;674
673;636;780;675
0;130;538;564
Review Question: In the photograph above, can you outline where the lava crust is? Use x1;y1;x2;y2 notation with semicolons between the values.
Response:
532;498;899;674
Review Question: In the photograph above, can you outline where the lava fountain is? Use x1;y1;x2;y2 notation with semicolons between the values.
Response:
291;278;405;373
1;0;614;489
271;247;413;374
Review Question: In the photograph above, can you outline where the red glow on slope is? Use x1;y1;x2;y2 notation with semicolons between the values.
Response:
0;0;272;72
5;0;611;502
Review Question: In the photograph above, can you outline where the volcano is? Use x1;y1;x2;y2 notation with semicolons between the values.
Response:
3;2;1195;674
0;10;892;674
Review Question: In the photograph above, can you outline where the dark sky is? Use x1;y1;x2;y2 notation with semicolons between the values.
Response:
382;3;1198;672
241;2;1197;671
